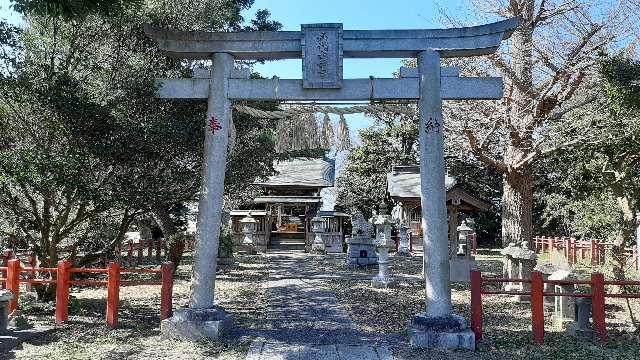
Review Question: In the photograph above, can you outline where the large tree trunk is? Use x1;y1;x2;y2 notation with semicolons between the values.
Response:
501;1;535;248
501;166;534;247
610;181;635;282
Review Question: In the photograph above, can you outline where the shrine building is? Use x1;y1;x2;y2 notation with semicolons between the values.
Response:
230;157;347;253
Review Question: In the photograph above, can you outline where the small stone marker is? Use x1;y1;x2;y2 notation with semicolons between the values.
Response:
568;292;594;340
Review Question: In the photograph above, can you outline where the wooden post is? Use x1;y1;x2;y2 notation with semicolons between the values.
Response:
137;241;143;263
147;240;153;259
127;241;133;267
531;271;544;344
24;252;36;292
106;262;121;329
591;272;607;341
55;260;72;324
470;269;483;341
1;249;13;290
6;259;21;312
160;262;174;320
156;240;162;261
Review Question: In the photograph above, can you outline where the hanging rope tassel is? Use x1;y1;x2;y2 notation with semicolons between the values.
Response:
336;114;352;151
322;113;334;149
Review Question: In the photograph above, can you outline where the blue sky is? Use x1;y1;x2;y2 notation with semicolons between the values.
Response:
241;0;466;138
0;0;468;139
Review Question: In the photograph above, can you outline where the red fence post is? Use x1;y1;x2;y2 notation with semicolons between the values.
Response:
160;262;174;320
470;269;483;341
55;260;72;324
106;262;121;329
6;259;21;312
531;271;545;344
591;272;607;341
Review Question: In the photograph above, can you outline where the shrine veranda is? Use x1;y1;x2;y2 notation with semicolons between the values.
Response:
145;18;518;349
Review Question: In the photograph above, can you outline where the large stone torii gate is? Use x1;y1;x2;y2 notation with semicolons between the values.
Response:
145;18;518;350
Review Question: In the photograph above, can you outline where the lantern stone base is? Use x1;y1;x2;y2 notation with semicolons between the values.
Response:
161;307;233;340
408;313;475;351
449;258;476;282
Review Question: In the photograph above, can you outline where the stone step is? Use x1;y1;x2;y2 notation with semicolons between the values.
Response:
270;238;306;245
268;243;307;251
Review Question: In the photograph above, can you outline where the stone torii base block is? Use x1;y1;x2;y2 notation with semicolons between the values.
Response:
161;307;233;340
408;313;475;350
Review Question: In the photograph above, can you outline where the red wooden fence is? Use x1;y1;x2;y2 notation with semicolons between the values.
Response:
470;269;640;344
533;236;638;268
0;259;174;328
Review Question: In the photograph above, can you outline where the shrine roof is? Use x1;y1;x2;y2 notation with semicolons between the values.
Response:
387;165;457;198
253;196;322;204
386;165;491;211
254;158;335;188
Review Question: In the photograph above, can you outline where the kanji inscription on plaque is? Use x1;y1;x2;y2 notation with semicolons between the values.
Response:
301;23;343;89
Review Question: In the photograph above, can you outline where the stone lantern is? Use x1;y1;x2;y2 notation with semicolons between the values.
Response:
501;241;537;302
240;213;257;254
456;221;473;257
311;214;325;253
397;222;411;256
449;220;477;282
372;203;395;288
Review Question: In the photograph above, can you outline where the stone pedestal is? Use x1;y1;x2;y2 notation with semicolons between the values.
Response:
346;212;378;267
408;313;475;350
0;290;15;334
161;307;233;340
501;242;537;302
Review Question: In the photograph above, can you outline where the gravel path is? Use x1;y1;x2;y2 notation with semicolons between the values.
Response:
235;252;400;359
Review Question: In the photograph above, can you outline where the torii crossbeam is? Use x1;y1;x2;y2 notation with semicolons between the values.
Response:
145;18;518;350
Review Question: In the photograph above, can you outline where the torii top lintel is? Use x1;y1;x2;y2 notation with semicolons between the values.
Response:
143;17;519;60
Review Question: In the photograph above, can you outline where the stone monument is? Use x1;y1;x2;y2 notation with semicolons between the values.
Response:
146;17;518;347
372;204;395;288
346;212;378;267
501;242;537;302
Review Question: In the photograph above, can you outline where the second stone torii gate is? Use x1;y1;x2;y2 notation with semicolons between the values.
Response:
145;18;518;350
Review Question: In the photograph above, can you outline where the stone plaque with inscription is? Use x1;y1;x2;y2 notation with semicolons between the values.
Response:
301;23;343;89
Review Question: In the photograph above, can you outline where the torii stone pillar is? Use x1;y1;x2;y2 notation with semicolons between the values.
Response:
160;53;234;339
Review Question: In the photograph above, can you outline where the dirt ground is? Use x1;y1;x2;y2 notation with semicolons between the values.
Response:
5;250;640;360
